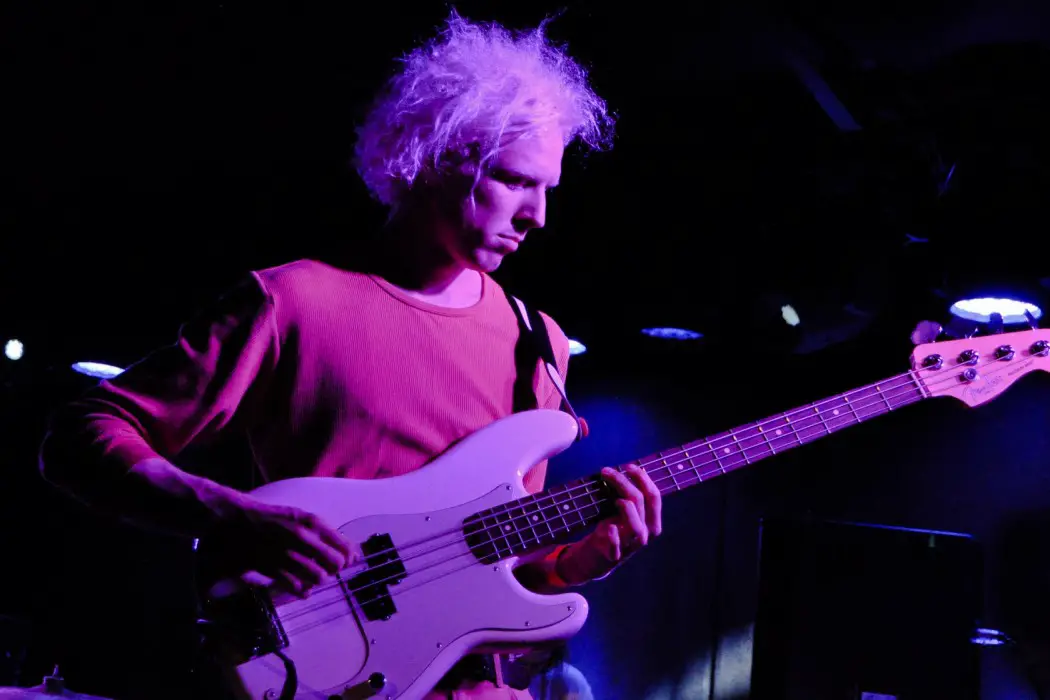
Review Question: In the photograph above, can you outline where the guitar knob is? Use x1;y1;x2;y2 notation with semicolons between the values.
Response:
1032;340;1050;357
958;349;979;366
995;345;1015;361
368;672;387;690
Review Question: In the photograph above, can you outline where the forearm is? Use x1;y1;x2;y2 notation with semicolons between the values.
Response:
43;454;245;539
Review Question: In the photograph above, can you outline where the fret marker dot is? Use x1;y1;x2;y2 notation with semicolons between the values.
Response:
562;505;569;511
677;464;684;470
531;515;539;522
833;409;840;416
775;429;783;436
723;448;731;454
503;525;511;532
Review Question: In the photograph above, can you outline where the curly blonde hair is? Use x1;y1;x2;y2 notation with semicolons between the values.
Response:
353;10;614;207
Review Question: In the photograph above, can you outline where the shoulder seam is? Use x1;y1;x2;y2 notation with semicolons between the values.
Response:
249;270;281;370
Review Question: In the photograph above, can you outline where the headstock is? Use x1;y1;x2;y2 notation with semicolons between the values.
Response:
911;327;1050;407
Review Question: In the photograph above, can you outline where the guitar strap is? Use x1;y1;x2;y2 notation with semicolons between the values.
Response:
504;289;586;441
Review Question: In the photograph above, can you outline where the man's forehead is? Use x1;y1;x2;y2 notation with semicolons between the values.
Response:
496;132;564;183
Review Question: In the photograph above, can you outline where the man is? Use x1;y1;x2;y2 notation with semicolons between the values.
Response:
39;11;662;700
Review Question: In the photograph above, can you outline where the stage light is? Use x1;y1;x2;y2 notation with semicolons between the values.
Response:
972;628;1012;647
949;297;1042;325
4;339;24;360
568;338;587;356
71;361;125;379
641;327;703;340
781;304;801;326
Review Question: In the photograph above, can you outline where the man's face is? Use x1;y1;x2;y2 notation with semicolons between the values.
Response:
435;129;564;273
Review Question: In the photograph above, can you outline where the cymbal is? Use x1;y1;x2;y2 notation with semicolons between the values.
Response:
0;686;113;699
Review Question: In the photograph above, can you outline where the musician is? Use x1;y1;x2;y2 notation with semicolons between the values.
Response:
38;11;662;700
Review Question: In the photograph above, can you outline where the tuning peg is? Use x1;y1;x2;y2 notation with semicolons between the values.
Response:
1025;309;1039;330
910;320;943;345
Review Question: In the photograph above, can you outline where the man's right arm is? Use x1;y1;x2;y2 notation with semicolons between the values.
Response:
38;273;351;592
39;273;279;536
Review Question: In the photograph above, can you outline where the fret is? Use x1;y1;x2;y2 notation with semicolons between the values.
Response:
485;513;514;559
541;486;567;537
732;432;751;464
785;413;803;445
876;384;893;411
667;455;680;491
664;449;701;491
560;489;582;530
855;387;888;421
496;509;526;553
910;369;931;399
758;425;776;455
539;489;570;538
711;436;733;475
813;404;830;434
844;394;859;422
662;451;683;492
501;503;530;552
514;498;543;548
526;497;556;543
572;490;589;528
898;374;927;405
579;482;603;525
686;451;703;479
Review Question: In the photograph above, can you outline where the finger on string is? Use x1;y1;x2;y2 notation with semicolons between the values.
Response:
603;467;646;527
602;520;622;562
315;522;355;565
274;569;307;599
286;549;329;589
616;499;648;549
295;527;347;574
625;465;663;536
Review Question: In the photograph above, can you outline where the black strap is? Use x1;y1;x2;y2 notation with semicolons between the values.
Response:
504;288;584;441
505;288;561;410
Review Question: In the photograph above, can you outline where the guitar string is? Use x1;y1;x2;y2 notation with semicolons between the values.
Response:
280;373;926;626
296;368;923;577
282;352;1010;636
277;351;1024;627
281;362;933;582
279;354;1009;622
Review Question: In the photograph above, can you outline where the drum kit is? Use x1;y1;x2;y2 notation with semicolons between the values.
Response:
0;668;112;700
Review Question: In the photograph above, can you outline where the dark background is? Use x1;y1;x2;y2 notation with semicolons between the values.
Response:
2;1;1049;698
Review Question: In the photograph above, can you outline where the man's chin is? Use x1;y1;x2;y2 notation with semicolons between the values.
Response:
470;251;507;273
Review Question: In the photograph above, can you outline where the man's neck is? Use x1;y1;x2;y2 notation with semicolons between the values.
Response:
358;221;484;309
394;266;484;309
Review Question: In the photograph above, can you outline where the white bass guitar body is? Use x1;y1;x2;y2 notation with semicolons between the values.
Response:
202;409;589;700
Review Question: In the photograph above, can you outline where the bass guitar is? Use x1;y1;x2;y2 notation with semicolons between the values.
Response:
199;327;1050;699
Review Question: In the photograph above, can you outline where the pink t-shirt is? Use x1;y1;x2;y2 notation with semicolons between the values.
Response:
41;259;570;493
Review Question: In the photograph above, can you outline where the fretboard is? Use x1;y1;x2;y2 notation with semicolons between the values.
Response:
465;370;928;563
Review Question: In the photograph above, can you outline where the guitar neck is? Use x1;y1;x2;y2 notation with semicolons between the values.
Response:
629;369;928;496
467;370;930;560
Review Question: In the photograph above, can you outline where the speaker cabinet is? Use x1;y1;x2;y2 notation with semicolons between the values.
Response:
750;518;983;700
